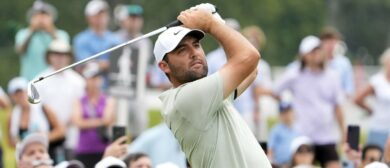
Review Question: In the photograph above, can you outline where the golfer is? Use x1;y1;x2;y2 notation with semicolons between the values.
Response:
154;8;271;168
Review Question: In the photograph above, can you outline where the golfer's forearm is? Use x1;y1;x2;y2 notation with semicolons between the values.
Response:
209;21;260;67
237;69;258;96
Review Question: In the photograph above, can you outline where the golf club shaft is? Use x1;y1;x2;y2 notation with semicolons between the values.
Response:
34;27;167;83
33;25;174;83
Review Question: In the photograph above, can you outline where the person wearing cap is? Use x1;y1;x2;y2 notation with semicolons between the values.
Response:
272;36;345;168
71;63;116;168
16;133;54;168
111;4;151;138
320;27;355;97
15;1;70;81
268;102;299;167
73;0;119;89
289;136;318;168
355;48;390;151
154;7;270;168
35;40;85;162
8;77;65;154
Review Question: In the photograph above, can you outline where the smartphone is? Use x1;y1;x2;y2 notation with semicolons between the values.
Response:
347;125;360;151
112;126;126;143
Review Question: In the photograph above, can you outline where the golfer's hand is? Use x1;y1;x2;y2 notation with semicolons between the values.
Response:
178;9;221;33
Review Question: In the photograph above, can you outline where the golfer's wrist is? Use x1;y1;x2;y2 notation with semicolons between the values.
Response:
208;19;225;35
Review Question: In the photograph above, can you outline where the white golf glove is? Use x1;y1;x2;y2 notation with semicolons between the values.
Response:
190;3;225;24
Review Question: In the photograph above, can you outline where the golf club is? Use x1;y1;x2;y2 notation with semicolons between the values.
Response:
27;4;220;104
27;20;181;104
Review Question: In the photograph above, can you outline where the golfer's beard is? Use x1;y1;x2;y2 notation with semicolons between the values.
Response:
171;64;208;84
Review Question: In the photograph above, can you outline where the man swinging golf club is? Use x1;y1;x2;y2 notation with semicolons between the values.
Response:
154;5;271;168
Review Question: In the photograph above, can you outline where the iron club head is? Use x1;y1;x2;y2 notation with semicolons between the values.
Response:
27;80;41;104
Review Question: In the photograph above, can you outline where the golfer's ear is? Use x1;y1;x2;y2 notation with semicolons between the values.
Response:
158;61;170;74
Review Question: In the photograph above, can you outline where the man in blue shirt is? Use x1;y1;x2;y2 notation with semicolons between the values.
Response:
73;0;119;89
15;1;69;80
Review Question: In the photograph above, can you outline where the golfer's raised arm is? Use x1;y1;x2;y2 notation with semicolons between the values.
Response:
178;9;260;99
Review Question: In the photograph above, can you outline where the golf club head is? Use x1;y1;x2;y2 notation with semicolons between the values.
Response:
27;81;41;104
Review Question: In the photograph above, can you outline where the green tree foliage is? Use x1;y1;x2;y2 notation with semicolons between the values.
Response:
0;0;388;86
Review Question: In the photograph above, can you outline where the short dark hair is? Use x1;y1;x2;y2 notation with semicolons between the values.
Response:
124;153;149;166
362;144;383;161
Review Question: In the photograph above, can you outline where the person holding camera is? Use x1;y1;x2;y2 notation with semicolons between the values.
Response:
15;1;70;81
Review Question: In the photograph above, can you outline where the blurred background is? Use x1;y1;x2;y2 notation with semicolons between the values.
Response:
1;0;390;86
1;0;390;167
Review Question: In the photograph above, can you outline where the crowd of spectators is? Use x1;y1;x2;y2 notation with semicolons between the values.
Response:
1;0;390;168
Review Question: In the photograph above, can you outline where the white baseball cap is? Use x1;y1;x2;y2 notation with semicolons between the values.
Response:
95;156;126;168
299;35;321;56
15;133;49;162
48;40;72;53
55;160;85;168
85;0;109;16
365;162;389;168
153;26;205;62
8;77;28;94
290;136;312;154
156;162;180;168
82;62;101;78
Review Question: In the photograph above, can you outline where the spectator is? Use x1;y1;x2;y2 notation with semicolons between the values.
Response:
110;4;151;138
127;123;186;168
35;39;85;162
354;48;390;150
361;145;384;167
16;133;54;168
124;153;152;168
73;0;119;89
8;77;66;159
273;36;345;168
289;136;318;168
15;1;69;81
71;63;116;168
320;27;355;97
268;102;299;167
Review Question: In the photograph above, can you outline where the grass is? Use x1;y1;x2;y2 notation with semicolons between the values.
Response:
0;110;16;168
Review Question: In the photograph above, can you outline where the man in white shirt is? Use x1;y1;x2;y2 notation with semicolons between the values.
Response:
153;7;271;168
35;40;85;161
